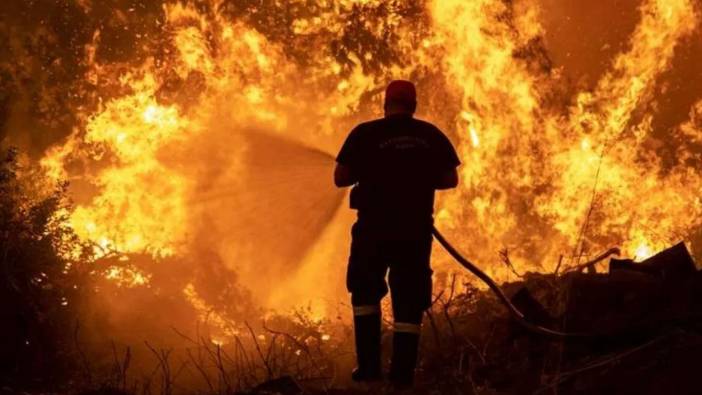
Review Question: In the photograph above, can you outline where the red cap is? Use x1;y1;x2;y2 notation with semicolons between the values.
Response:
385;80;416;104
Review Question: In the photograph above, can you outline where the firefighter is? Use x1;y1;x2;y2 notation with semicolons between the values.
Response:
334;80;460;388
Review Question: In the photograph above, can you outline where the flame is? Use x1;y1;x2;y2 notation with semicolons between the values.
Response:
34;0;702;325
62;74;191;258
105;266;151;287
634;243;654;261
431;0;700;277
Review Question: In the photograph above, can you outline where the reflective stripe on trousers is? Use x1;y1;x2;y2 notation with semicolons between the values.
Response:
353;304;381;316
393;321;421;335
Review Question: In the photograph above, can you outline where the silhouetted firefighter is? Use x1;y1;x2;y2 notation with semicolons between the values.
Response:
334;80;460;388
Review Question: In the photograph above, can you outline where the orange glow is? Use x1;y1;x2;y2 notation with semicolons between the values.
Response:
36;0;702;334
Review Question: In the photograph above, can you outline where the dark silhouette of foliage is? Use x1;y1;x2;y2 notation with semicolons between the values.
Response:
0;147;90;390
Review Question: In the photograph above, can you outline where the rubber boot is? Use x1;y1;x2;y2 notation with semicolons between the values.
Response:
389;331;420;389
351;313;382;382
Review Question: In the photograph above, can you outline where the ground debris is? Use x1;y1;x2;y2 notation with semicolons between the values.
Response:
477;242;702;394
243;376;302;395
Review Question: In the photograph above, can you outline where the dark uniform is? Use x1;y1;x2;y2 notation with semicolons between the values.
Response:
337;113;460;385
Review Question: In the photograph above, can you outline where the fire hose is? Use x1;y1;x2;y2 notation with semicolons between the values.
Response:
432;226;598;339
